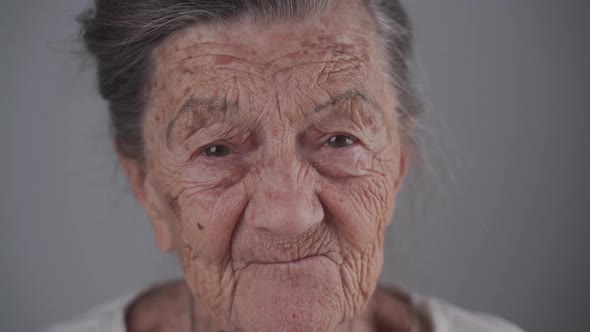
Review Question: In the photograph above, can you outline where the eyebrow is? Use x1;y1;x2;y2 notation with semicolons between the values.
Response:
165;89;381;148
313;89;381;114
166;97;238;148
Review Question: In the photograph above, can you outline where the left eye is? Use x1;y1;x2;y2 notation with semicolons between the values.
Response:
203;145;231;157
325;135;355;148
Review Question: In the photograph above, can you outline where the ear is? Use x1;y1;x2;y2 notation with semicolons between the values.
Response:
386;134;411;228
393;144;409;195
115;144;176;252
393;119;413;195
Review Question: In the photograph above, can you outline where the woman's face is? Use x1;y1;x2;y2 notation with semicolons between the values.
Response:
128;2;407;331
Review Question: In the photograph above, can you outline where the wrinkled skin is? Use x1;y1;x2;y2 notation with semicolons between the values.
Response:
122;1;408;331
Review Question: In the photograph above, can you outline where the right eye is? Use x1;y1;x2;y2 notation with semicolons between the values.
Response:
325;134;355;149
203;145;231;158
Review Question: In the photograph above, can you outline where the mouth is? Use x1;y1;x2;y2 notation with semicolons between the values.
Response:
250;254;324;267
237;254;337;285
269;255;320;265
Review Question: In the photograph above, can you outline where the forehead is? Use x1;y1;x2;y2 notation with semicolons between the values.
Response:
153;3;381;77
153;0;378;63
146;4;391;127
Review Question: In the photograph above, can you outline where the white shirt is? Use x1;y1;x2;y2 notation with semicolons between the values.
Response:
43;288;524;332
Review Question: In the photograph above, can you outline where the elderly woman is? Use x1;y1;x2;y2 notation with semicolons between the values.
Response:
47;0;522;331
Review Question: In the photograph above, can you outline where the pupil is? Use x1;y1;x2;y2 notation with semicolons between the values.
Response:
205;145;229;157
329;135;352;148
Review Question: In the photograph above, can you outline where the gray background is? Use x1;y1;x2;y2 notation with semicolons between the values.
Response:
2;1;589;331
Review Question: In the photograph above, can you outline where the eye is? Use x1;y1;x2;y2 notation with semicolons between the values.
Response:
203;145;231;157
325;135;355;148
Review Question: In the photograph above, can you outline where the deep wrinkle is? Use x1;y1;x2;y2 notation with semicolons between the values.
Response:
166;97;239;148
133;2;406;331
166;88;383;155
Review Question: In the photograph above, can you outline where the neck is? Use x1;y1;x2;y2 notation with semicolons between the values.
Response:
188;287;417;332
126;281;422;332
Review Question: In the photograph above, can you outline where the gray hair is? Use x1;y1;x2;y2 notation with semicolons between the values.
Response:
79;0;421;160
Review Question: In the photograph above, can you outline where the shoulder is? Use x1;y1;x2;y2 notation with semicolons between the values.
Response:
40;292;137;332
41;281;189;332
408;289;525;332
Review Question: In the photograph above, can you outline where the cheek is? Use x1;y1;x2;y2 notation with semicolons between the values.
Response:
169;178;250;263
311;145;372;178
189;159;249;190
319;154;398;248
161;176;249;328
315;166;395;316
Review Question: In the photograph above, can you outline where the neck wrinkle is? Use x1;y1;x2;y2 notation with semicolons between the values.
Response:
187;284;425;332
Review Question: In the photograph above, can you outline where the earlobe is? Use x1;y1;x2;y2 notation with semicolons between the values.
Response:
153;224;176;252
393;117;414;194
143;181;177;252
115;143;176;252
118;153;148;206
393;141;410;195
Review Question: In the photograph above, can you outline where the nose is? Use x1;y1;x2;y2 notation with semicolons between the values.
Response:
243;161;324;237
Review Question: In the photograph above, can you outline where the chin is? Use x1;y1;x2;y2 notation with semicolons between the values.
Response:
232;256;348;332
239;303;337;332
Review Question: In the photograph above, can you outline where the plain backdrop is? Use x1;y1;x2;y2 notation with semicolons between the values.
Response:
2;1;589;331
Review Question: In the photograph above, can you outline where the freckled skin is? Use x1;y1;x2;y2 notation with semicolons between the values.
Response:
127;1;408;331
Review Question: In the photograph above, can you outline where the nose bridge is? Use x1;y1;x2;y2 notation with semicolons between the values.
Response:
244;148;324;237
261;149;307;192
258;122;311;195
